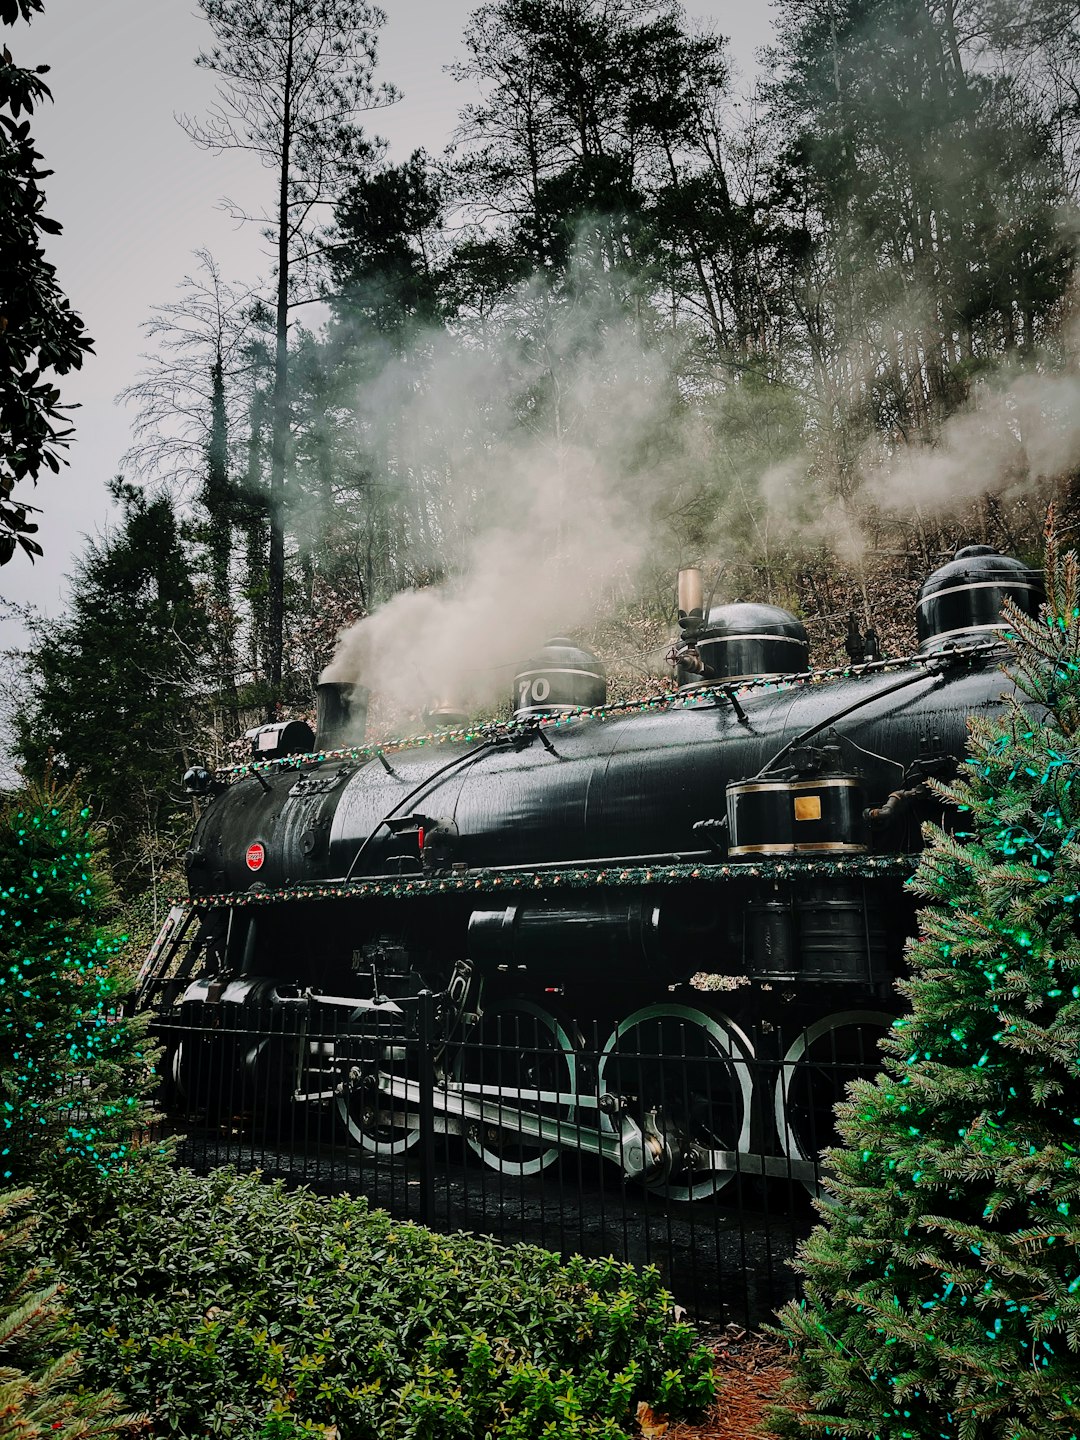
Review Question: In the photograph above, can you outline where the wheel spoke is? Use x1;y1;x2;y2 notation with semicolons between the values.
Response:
775;1010;893;1192
455;1001;579;1176
598;1003;752;1201
337;1023;420;1155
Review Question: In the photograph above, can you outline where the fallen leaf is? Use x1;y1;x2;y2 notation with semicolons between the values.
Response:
636;1399;669;1438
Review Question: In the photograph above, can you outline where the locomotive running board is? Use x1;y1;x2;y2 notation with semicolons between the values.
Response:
369;1071;822;1184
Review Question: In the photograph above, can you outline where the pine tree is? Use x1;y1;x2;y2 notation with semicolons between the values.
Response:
181;0;396;700
775;525;1080;1439
0;786;154;1187
15;484;207;894
0;1188;141;1438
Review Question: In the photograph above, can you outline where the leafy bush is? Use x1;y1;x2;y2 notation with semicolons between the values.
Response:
42;1166;715;1439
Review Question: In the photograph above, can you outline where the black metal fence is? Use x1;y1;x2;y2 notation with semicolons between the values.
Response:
150;997;891;1328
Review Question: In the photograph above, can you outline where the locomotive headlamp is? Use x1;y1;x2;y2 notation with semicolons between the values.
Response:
245;719;315;761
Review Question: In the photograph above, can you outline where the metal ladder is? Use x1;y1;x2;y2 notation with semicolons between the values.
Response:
134;905;202;1011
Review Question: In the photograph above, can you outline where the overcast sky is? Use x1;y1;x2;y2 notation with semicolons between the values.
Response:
0;0;777;652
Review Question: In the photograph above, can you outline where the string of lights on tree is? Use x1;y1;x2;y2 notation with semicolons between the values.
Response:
0;800;143;1182
215;641;1000;783
774;537;1080;1439
179;854;916;909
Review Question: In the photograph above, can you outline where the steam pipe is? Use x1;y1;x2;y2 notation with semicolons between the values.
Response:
340;741;495;883
752;667;943;779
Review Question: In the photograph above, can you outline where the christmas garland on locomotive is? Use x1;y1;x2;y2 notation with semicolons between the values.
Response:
138;545;1043;1199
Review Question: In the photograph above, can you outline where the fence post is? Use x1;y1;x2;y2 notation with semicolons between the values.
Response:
417;989;437;1228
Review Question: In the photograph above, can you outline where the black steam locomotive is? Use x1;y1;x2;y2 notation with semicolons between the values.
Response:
138;546;1042;1199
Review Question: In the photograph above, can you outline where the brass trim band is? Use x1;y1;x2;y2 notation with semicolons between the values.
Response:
917;579;1039;610
515;667;605;681
729;778;861;795
921;622;1008;646
728;842;869;856
702;633;809;646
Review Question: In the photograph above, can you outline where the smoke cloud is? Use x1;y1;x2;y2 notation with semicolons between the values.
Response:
320;266;1080;723
862;365;1080;515
320;271;696;717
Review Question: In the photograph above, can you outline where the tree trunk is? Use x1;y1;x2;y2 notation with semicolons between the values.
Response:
266;23;295;711
243;386;269;683
206;355;237;714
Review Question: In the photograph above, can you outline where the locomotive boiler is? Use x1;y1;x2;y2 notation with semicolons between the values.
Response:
139;545;1042;1200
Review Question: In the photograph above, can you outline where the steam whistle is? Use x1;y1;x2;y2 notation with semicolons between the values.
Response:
673;566;710;680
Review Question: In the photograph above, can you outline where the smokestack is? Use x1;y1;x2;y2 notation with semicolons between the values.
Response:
315;681;369;751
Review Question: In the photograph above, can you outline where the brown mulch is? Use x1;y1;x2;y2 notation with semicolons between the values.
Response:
637;1333;797;1440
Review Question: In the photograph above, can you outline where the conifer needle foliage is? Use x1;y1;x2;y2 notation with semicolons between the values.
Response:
0;786;154;1185
0;1188;141;1439
774;523;1080;1439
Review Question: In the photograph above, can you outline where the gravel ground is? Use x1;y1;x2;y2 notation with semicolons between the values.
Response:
667;1335;795;1439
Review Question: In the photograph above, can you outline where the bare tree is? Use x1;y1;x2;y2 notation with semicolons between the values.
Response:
180;0;396;702
119;249;257;498
120;250;265;699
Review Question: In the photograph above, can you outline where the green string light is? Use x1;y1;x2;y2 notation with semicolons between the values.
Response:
180;853;917;908
1;799;144;1180
214;643;1001;783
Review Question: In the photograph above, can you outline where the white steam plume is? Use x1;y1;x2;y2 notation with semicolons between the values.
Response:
863;367;1080;514
321;274;693;716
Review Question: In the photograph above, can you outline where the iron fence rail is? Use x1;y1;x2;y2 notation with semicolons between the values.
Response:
148;997;887;1327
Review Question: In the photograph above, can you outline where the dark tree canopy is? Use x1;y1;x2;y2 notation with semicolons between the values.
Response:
15;485;208;891
0;0;92;564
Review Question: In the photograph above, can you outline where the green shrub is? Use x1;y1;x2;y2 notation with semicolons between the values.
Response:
42;1166;715;1439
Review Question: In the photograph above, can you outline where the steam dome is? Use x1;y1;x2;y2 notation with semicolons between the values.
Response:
917;545;1043;654
513;638;606;718
694;602;809;682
